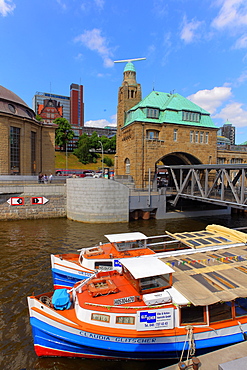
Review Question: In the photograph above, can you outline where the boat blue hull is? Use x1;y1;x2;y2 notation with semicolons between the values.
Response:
30;317;246;360
51;269;91;289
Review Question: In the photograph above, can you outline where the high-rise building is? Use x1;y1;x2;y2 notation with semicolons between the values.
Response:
218;122;235;145
70;83;84;128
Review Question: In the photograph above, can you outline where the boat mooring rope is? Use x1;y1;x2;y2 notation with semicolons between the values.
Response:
179;325;195;363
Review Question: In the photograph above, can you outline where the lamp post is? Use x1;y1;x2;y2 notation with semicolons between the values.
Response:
98;140;104;176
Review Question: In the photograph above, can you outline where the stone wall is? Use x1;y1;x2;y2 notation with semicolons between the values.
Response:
67;178;129;223
0;184;66;221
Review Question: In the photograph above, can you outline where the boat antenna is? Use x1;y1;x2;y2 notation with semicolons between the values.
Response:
114;57;146;63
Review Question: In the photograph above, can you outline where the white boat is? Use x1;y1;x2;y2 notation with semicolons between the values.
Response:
51;231;189;289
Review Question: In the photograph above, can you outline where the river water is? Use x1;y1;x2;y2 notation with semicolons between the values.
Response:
1;213;247;370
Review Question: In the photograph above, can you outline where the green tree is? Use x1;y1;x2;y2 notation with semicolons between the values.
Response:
54;117;74;151
103;156;114;167
36;114;43;122
73;133;98;164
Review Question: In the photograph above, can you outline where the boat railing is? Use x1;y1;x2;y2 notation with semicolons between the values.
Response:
146;239;181;248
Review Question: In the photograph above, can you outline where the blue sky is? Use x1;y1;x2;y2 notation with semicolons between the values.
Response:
1;0;247;144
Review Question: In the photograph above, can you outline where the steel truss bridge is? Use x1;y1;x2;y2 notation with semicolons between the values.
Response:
158;164;247;210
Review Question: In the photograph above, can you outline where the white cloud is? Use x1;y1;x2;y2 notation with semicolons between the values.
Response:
234;69;247;86
152;0;168;18
234;34;247;48
214;102;247;127
56;0;66;10
94;0;104;9
187;86;232;114
74;28;114;68
180;16;203;43
0;0;15;16
85;114;117;128
212;0;247;30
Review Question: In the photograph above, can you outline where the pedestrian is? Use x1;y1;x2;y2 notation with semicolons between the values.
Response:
49;173;53;183
43;174;48;184
38;172;42;184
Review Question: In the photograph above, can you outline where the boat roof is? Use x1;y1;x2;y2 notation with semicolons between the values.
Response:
104;232;147;243
160;243;247;306
166;224;247;249
120;257;174;279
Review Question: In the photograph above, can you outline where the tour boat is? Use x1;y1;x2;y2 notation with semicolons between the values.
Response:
51;231;190;289
51;225;247;290
28;225;247;360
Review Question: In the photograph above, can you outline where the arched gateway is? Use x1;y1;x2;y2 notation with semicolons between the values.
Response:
115;63;218;189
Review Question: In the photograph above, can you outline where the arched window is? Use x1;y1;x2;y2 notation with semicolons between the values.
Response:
146;130;159;140
125;158;130;174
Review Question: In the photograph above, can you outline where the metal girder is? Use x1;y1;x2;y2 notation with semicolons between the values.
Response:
161;164;247;209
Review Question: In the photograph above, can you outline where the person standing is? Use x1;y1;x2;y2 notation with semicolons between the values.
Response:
49;173;53;183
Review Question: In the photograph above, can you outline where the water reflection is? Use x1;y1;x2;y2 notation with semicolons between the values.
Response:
0;214;246;370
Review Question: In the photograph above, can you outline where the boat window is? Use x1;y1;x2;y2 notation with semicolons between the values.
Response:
140;274;170;292
206;238;221;244
206;271;238;289
195;238;212;245
94;261;113;269
234;298;247;317
116;240;144;251
235;266;247;275
180;305;205;325
91;313;110;322
182;233;194;238
209;302;232;323
186;240;202;247
216;236;231;242
116;316;135;325
192;274;223;292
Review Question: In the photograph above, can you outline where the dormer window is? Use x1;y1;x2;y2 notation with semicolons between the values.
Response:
147;108;159;119
182;111;201;123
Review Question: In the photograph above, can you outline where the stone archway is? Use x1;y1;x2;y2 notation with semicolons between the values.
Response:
160;151;202;166
156;152;202;188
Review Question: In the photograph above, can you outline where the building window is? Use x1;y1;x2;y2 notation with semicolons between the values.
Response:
146;130;159;140
190;131;194;143
195;131;199;143
182;111;201;122
8;104;16;113
205;132;209;144
217;158;225;164
31;131;36;174
116;316;135;325
173;129;178;141
147;108;159;119
125;158;130;174
10;126;20;174
231;158;243;164
200;131;204;143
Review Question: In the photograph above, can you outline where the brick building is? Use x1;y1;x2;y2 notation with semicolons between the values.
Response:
115;62;218;188
0;85;56;175
37;98;63;124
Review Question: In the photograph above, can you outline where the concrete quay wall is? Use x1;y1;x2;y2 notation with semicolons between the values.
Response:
0;184;66;221
67;178;129;223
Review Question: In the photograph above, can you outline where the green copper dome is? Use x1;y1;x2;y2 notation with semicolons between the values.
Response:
124;62;136;72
